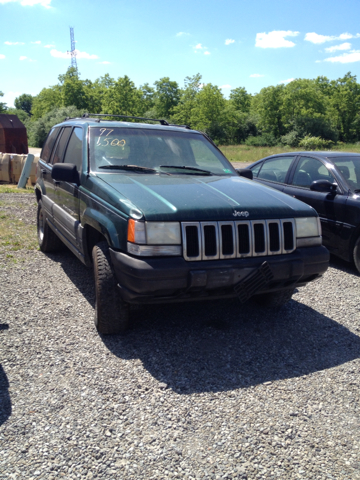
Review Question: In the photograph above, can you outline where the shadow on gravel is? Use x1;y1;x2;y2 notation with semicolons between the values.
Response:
0;364;11;426
46;249;360;394
329;255;359;277
101;297;360;394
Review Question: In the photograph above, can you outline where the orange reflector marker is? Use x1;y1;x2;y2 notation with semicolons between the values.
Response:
128;219;136;243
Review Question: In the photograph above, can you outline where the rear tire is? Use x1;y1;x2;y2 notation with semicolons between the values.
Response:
253;288;295;308
37;200;64;253
92;242;129;334
353;236;360;274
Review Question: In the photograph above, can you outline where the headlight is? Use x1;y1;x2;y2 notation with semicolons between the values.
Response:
127;220;181;256
295;217;322;247
146;222;181;245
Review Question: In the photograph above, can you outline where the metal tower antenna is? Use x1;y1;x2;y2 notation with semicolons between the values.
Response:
68;27;78;71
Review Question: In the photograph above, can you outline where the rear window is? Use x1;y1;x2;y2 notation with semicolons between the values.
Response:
332;156;360;191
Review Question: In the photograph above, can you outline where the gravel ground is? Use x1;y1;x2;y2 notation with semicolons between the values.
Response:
1;193;360;480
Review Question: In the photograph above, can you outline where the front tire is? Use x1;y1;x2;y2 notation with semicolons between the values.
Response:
37;200;64;253
253;288;295;308
353;236;360;274
92;242;129;334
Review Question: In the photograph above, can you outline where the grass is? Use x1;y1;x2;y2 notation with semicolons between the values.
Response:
219;143;360;165
0;213;38;256
0;184;34;194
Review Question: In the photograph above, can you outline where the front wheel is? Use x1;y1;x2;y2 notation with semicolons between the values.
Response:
353;236;360;274
92;242;129;334
37;200;64;253
253;288;295;308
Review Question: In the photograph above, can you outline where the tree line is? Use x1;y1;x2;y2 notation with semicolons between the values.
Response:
1;67;360;148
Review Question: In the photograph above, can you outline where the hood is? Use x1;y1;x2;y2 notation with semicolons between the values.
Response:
94;173;316;221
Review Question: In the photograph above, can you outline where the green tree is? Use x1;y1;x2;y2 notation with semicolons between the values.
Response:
281;79;328;127
172;73;202;126
189;84;226;141
0;91;7;113
84;74;116;114
31;86;62;120
28;105;83;148
14;93;33;115
229;87;251;113
251;84;285;137
101;75;142;117
59;67;89;111
327;73;360;142
154;77;180;118
139;83;156;115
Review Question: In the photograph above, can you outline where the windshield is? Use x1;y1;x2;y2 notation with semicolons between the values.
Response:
89;127;236;175
331;156;360;191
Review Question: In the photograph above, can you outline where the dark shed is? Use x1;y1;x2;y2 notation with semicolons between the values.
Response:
0;114;28;154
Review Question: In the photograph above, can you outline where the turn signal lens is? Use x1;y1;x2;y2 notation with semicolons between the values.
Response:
127;219;146;244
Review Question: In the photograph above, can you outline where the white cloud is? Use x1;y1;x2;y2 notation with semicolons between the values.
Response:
325;42;351;53
220;84;231;89
0;0;51;7
324;50;360;63
99;61;111;64
305;32;360;44
250;73;264;78
176;32;190;37
19;56;27;60
44;44;55;48
193;43;210;54
31;40;41;44
0;54;5;59
280;78;295;84
255;31;299;48
4;41;25;45
50;49;99;60
225;39;235;45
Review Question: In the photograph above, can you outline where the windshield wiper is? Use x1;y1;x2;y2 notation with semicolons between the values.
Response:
159;165;213;175
99;164;158;173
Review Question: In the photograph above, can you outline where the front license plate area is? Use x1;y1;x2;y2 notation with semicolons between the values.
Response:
234;261;274;303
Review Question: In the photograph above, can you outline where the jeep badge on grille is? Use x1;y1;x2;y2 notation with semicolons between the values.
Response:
233;211;249;217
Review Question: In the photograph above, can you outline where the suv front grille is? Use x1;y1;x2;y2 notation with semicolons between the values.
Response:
181;219;295;261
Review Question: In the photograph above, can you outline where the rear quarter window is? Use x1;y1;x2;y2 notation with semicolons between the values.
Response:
41;127;61;163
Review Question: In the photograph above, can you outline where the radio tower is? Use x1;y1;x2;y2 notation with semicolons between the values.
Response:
68;27;78;71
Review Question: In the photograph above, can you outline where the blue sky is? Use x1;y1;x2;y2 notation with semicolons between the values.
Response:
1;0;360;107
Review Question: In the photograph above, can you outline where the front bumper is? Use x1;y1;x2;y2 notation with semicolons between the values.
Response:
109;246;329;304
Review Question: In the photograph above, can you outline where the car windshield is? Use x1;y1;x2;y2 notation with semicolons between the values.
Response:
89;127;236;175
331;156;360;191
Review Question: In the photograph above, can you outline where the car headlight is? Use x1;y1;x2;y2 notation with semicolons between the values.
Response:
127;220;181;256
295;217;322;247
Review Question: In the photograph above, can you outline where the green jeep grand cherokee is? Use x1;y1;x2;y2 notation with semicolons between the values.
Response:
35;114;329;334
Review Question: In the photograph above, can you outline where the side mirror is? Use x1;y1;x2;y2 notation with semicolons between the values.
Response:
310;179;337;193
51;163;80;185
237;168;253;180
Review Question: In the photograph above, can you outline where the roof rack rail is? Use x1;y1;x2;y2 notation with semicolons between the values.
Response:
82;113;170;126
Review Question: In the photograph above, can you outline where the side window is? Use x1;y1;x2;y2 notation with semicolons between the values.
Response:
50;127;72;165
258;156;294;183
41;127;60;163
63;127;83;172
250;162;263;177
292;157;335;188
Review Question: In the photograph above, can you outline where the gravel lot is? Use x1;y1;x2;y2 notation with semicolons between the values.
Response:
1;193;360;480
